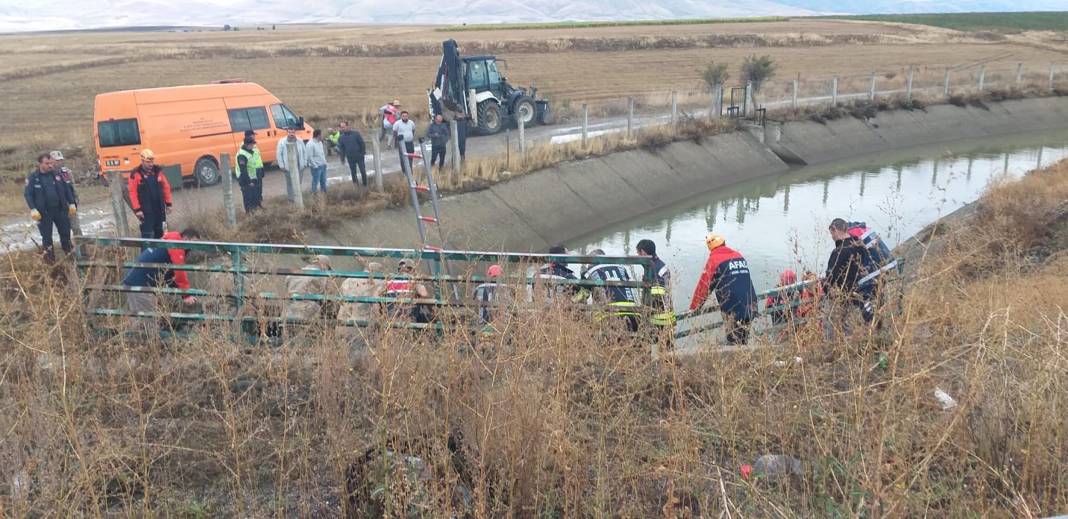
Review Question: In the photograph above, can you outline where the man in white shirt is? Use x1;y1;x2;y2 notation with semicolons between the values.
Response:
392;111;417;172
276;128;307;202
305;129;328;194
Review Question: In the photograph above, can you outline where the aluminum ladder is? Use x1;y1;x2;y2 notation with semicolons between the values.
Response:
399;140;459;300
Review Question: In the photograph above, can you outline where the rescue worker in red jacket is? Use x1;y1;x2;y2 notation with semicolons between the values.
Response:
690;233;758;345
127;149;173;239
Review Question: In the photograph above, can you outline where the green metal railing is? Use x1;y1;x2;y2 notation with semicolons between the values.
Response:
74;236;904;345
73;236;659;339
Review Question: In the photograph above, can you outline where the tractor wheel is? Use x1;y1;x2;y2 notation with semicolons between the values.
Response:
194;156;221;186
513;96;536;126
477;100;502;135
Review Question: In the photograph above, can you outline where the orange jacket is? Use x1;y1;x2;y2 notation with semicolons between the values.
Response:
162;230;190;290
128;164;173;215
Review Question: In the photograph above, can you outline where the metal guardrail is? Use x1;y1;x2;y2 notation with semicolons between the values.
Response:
74;236;904;345
73;236;658;339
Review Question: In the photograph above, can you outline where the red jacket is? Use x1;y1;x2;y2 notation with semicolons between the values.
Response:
128;164;173;215
162;230;190;290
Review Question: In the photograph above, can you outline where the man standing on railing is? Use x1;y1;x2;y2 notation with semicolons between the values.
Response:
636;239;675;330
127;149;173;240
121;228;201;331
689;233;757;345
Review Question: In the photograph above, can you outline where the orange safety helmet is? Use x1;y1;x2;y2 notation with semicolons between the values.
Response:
705;233;726;251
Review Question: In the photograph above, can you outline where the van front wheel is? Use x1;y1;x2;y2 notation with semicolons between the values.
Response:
194;156;221;186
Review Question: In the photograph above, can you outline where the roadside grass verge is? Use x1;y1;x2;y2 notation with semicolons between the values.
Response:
1;159;1066;515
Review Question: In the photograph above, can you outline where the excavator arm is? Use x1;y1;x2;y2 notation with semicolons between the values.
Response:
429;39;467;117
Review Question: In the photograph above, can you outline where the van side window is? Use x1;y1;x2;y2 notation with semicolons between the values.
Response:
271;104;300;129
98;119;141;148
228;107;270;133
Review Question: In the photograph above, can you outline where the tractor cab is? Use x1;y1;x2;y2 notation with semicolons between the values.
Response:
463;56;508;100
430;39;553;135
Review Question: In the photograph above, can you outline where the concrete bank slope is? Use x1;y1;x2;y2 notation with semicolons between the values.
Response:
319;131;789;252
314;96;1068;252
763;96;1068;166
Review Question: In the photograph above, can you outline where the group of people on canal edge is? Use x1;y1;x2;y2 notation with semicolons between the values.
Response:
116;216;896;345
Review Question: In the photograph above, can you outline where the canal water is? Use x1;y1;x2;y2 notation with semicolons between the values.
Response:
570;129;1068;313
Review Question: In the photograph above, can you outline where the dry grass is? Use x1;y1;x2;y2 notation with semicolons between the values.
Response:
1;158;1067;515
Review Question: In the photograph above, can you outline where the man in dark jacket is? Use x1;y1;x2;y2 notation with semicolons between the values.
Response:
690;233;757;345
426;114;450;169
25;153;77;260
337;121;368;187
122;228;201;334
127;149;173;239
534;245;589;304
823;218;875;324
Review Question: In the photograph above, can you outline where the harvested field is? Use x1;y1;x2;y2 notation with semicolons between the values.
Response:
0;18;1065;201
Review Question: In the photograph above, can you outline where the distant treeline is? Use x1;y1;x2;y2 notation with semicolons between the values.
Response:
436;16;790;32
827;12;1068;32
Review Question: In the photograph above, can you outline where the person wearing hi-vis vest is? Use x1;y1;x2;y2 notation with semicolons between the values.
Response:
234;136;262;213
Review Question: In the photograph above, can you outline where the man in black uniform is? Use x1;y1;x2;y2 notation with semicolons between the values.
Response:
25;153;77;261
583;249;642;332
823;218;875;328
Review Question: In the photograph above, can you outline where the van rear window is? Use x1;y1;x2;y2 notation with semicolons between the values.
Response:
228;107;270;133
98;119;141;148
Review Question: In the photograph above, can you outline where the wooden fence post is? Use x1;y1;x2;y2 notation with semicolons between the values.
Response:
906;66;914;102
943;68;951;98
449;119;461;186
831;76;838;106
518;115;526;157
1050;63;1057;92
371;131;384;192
713;85;723;118
581;104;588;147
108;171;129;236
868;72;877;101
1015;62;1023;86
744;81;753;117
627;97;635;137
791;79;799;109
978;65;986;92
285;140;303;209
221;153;236;227
670;90;678;129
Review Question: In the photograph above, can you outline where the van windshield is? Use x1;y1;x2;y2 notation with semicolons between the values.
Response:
98;119;141;148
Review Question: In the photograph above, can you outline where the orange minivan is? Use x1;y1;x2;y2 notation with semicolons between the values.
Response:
94;81;313;186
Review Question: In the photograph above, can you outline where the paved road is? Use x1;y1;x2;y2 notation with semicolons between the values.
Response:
0;85;931;252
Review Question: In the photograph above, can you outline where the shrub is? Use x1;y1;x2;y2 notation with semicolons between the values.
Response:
699;61;730;92
740;54;777;92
